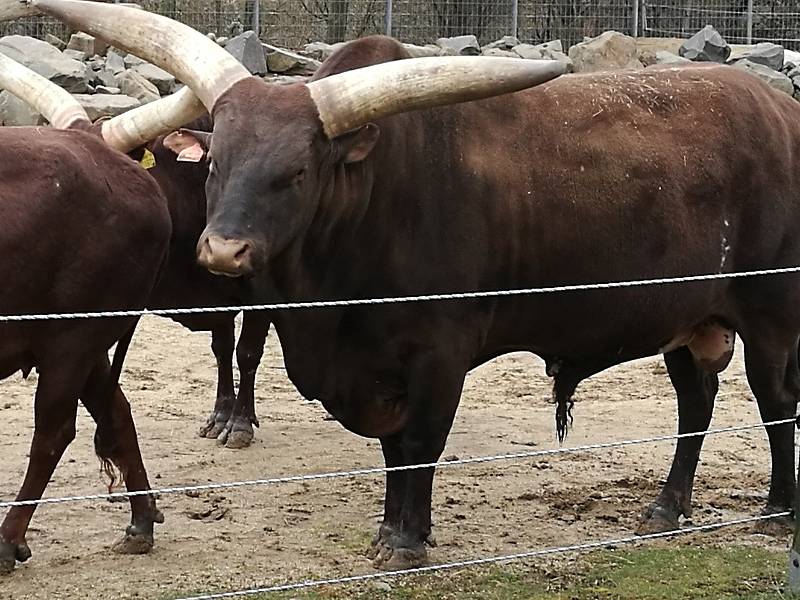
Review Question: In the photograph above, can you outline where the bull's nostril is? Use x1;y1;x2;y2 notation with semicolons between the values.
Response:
233;243;250;264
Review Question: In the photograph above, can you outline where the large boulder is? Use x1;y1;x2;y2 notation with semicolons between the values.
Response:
729;42;784;71
45;33;66;51
568;31;642;72
732;59;794;95
635;37;684;66
106;49;126;74
0;35;89;93
436;35;480;56
481;48;518;58
402;43;441;58
303;41;344;61
655;50;691;65
483;35;520;51
116;69;160;104
74;94;141;120
0;90;44;126
679;25;730;63
132;62;176;95
512;44;543;60
67;32;107;57
263;42;320;75
225;30;267;75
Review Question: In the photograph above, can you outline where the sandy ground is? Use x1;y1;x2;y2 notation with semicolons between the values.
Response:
0;317;791;599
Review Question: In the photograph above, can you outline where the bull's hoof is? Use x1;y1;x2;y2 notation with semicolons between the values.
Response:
754;506;793;536
215;416;255;449
112;528;154;555
0;541;32;574
368;525;431;570
635;503;680;535
199;411;229;439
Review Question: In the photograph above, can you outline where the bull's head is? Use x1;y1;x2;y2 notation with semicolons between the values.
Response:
22;0;566;278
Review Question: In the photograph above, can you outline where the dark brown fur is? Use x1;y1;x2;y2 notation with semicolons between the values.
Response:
0;126;171;573
198;37;800;567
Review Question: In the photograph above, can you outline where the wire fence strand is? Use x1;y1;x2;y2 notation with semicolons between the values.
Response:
1;265;799;323
2;416;794;509
172;512;792;600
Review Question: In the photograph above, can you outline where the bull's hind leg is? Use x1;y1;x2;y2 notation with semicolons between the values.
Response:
0;361;90;574
742;331;799;533
80;359;163;555
199;318;236;439
637;347;717;534
218;311;270;449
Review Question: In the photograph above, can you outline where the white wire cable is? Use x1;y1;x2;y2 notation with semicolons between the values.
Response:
172;512;792;600
2;416;794;509
0;265;798;321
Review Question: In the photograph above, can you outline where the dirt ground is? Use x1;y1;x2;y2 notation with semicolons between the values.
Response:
0;317;791;599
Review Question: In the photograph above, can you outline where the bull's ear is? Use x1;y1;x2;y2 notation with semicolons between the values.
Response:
335;124;380;164
163;129;213;163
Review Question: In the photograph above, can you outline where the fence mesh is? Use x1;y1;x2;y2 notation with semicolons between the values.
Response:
0;1;799;51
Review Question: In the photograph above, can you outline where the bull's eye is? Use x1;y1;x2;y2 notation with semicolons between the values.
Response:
293;169;306;185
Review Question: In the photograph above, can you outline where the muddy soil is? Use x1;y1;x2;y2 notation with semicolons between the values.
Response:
0;317;790;599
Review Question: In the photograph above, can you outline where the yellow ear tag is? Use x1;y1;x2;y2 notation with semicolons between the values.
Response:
139;149;156;170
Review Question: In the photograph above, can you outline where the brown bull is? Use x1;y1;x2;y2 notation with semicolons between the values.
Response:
34;0;800;571
0;52;173;573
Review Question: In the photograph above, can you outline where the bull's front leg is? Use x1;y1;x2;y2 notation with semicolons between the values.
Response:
370;351;466;571
199;318;236;440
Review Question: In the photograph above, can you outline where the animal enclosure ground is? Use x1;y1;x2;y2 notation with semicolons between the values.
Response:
0;317;793;599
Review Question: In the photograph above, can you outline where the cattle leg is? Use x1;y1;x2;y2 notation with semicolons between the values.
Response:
742;333;799;533
367;433;406;560
0;362;88;574
637;348;717;534
199;318;236;439
217;311;270;449
80;359;163;555
371;354;465;571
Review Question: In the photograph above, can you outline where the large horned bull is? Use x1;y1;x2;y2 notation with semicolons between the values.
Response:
0;50;178;573
24;0;800;572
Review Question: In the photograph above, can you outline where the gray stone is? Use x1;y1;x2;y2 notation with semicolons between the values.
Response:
0;90;44;126
45;34;66;51
123;53;146;68
206;32;217;42
95;67;117;88
730;42;784;71
106;49;126;74
74;94;141;120
132;62;176;95
436;35;480;56
483;35;520;51
534;40;563;54
66;32;95;56
540;48;574;71
263;42;321;75
116;69;160;104
0;35;89;93
481;47;518;58
86;55;106;71
371;581;392;593
568;31;642;72
62;49;86;62
225;30;267;75
402;43;441;58
732;59;794;95
95;85;121;95
655;50;691;65
216;36;229;47
785;49;800;69
679;25;730;63
304;41;340;60
512;44;543;60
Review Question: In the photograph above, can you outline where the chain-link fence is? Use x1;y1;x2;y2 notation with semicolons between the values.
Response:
1;1;799;50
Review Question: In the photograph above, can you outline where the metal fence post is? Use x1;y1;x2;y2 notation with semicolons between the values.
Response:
384;0;393;37
632;0;639;37
746;0;754;44
511;0;519;40
253;0;260;36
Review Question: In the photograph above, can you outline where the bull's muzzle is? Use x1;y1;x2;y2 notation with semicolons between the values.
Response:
197;234;255;278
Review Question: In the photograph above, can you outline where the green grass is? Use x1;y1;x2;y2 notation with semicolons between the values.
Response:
205;546;788;600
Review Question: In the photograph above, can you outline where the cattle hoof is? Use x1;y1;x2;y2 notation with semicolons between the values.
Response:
112;524;155;555
199;413;228;439
635;504;679;535
372;544;429;571
225;430;254;449
0;540;31;574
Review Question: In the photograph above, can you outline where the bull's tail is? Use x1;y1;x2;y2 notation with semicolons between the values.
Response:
96;318;141;493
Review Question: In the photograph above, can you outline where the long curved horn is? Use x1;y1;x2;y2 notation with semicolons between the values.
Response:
308;56;566;138
26;0;250;110
101;86;206;153
0;50;90;128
